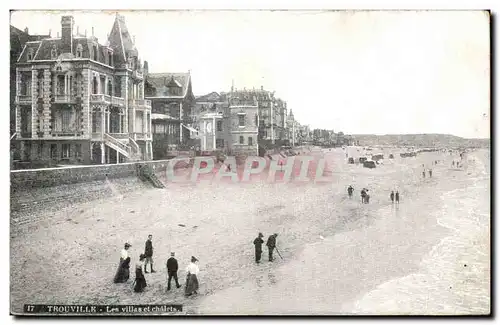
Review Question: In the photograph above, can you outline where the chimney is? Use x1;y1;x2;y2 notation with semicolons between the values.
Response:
61;16;74;54
261;85;264;90
143;60;149;76
24;27;28;34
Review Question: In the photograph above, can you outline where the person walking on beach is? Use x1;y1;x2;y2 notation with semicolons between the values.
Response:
144;235;156;273
347;185;354;199
360;188;366;203
134;254;147;292
166;252;181;291
395;191;400;204
422;168;426;178
365;192;370;204
113;243;131;283
266;233;278;262
429;169;433;178
253;232;265;263
185;256;200;297
390;191;395;204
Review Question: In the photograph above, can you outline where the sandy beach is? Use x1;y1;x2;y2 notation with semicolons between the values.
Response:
10;147;490;315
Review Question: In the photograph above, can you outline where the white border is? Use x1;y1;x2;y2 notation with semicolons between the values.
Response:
3;1;496;324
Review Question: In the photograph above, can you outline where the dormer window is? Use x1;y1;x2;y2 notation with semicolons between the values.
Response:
76;44;83;58
92;45;98;61
50;45;58;59
27;48;34;61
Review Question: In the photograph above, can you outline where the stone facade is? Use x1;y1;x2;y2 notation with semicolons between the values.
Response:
13;14;152;169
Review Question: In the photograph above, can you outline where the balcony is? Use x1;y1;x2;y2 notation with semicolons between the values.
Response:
111;97;125;107
51;130;83;137
54;95;77;104
17;95;32;104
90;94;111;104
90;94;126;107
131;132;152;141
131;99;152;110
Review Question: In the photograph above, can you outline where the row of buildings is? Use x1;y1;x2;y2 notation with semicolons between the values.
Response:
10;14;352;168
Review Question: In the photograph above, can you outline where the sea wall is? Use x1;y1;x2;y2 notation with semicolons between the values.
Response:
10;158;196;217
10;158;195;192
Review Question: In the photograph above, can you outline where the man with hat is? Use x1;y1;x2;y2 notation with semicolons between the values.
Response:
144;235;156;273
266;233;278;262
253;232;265;263
166;252;181;291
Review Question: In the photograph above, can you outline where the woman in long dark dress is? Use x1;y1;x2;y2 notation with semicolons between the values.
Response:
134;254;147;293
185;256;200;297
114;243;131;283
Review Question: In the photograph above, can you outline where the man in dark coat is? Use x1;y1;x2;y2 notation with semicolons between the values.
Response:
166;252;181;291
390;191;395;204
144;235;156;273
253;233;265;263
266;233;278;262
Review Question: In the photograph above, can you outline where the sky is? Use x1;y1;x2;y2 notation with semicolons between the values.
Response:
10;10;490;138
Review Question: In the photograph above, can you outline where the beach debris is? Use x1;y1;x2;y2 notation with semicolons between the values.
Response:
178;224;186;227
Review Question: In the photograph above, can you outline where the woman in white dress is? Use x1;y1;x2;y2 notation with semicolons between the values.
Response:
113;243;131;283
184;256;200;296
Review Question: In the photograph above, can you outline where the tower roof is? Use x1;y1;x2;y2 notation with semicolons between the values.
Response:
107;13;138;65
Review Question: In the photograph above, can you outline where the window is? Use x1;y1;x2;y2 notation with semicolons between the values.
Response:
107;80;112;95
108;52;113;66
216;139;224;148
92;76;98;94
50;144;57;159
238;115;245;127
57;75;65;95
61;144;70;159
75;144;82;158
248;137;253;146
50;45;58;59
217;120;223;132
93;45;98;61
239;136;244;144
255;114;258;126
27;49;34;61
76;44;83;58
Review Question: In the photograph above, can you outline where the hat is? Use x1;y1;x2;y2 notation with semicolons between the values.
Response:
124;243;131;248
258;232;263;237
191;256;198;262
171;252;175;256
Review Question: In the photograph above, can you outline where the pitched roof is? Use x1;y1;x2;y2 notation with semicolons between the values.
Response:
108;13;138;65
195;92;222;102
145;72;193;98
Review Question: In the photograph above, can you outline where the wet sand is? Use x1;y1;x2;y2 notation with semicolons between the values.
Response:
10;147;490;315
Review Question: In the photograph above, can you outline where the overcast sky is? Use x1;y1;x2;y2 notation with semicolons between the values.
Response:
10;10;490;138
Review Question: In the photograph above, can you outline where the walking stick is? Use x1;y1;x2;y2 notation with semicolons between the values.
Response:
275;247;284;260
